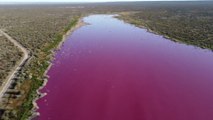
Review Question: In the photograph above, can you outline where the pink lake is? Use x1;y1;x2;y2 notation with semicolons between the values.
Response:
37;15;213;120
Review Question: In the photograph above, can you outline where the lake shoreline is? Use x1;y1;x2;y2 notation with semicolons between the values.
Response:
116;13;213;52
29;18;87;120
37;14;213;120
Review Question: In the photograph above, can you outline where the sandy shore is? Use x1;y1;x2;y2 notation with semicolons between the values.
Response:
29;18;87;120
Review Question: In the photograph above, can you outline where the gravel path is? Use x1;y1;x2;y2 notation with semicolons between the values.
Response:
0;29;29;100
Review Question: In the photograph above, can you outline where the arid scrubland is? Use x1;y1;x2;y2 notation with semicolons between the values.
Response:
0;1;212;120
0;6;81;119
117;2;213;50
0;36;22;83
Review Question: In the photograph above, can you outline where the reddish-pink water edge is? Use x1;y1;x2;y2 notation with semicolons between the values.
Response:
37;15;213;120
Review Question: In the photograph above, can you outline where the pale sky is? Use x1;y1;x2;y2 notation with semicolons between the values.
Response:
0;0;199;3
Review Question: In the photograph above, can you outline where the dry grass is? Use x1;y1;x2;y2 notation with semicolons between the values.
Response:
0;36;22;84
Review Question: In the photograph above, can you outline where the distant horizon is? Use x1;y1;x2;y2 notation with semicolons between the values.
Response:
0;0;211;5
0;0;208;4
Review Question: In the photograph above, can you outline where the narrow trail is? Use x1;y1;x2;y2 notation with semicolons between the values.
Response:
0;29;29;100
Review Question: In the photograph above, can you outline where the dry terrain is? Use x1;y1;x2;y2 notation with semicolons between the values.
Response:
0;6;81;119
0;1;212;120
0;35;22;85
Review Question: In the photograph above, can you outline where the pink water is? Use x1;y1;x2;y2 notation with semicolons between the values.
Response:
37;15;213;120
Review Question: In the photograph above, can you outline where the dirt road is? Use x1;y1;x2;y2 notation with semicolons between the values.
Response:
0;29;29;100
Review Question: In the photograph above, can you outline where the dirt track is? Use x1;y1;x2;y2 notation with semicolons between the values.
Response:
0;29;29;100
